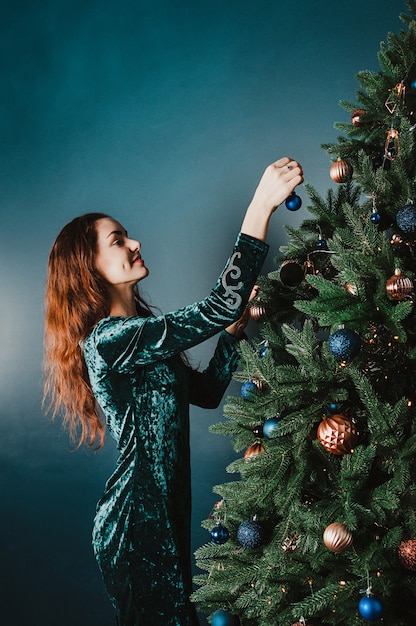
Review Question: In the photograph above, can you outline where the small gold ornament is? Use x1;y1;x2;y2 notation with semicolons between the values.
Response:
386;269;413;300
390;232;412;256
330;158;353;183
398;538;416;570
385;82;406;114
304;258;315;275
253;378;266;392
244;441;265;460
317;414;358;455
282;533;299;552
384;128;400;160
323;522;353;553
248;302;266;321
209;499;227;523
351;108;368;127
345;282;358;296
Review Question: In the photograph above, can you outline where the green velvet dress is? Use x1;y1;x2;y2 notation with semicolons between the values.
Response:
82;233;268;625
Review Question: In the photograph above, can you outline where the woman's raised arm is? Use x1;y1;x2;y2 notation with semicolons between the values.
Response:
240;157;303;242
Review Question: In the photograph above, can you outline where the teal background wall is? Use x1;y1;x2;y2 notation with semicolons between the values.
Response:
0;1;403;623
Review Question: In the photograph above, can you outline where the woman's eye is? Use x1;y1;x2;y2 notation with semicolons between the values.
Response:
113;239;123;246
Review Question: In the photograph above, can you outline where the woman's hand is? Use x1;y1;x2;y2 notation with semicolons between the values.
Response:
240;157;303;242
249;157;303;213
225;286;259;338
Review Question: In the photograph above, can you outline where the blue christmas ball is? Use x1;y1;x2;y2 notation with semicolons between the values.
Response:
315;237;328;250
370;211;381;224
259;345;268;358
285;192;302;211
358;596;383;621
396;203;416;234
240;380;258;399
328;329;361;361
262;417;280;439
237;519;264;549
211;609;238;626
328;402;340;414
210;524;230;545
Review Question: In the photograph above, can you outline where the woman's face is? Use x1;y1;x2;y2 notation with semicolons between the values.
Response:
94;217;149;288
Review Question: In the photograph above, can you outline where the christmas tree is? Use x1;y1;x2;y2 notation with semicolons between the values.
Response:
192;3;416;625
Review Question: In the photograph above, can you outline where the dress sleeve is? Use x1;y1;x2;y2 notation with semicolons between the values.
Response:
90;233;268;372
187;330;241;409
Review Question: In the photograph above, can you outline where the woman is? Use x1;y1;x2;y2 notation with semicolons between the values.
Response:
43;157;303;625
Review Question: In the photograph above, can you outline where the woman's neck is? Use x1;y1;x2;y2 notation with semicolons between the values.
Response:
110;303;137;317
108;286;138;317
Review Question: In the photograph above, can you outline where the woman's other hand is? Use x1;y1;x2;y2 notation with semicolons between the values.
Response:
225;286;259;338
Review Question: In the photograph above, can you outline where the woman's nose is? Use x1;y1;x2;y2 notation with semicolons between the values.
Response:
128;238;140;251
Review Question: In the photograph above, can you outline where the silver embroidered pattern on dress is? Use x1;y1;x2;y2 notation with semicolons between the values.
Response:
221;251;243;309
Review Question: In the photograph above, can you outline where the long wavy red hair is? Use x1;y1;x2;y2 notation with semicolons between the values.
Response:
43;212;152;448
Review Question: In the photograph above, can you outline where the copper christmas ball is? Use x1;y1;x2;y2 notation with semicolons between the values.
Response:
279;259;305;286
244;441;265;460
345;282;358;296
323;522;353;553
386;269;413;301
351;108;368;127
253;378;266;392
398;538;416;570
248;303;266;321
317;414;358;455
330;158;353;183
